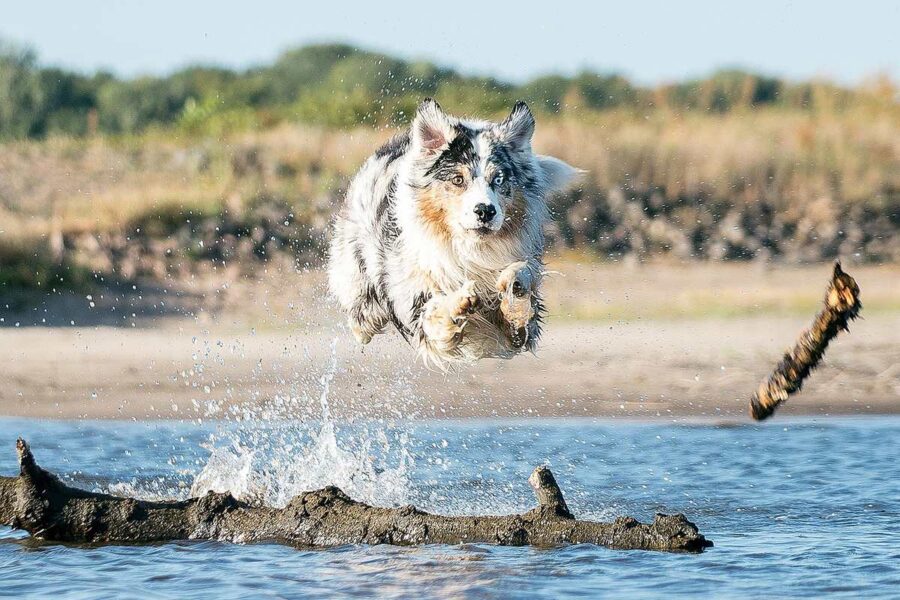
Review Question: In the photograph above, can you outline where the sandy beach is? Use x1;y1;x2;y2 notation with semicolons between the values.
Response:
2;262;898;421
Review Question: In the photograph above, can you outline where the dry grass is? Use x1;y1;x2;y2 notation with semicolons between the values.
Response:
537;108;899;208
0;108;897;290
3;109;897;228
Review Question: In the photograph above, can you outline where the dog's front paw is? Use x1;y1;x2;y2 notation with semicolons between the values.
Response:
422;281;479;347
497;262;534;330
350;320;373;344
450;280;480;322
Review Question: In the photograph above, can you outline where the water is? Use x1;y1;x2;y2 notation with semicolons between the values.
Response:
1;417;899;598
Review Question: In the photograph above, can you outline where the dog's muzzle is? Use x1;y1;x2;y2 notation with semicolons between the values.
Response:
473;203;497;225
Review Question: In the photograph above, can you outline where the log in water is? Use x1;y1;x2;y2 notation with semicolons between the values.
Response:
0;439;711;552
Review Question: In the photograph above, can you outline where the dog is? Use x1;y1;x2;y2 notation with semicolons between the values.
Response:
327;98;579;365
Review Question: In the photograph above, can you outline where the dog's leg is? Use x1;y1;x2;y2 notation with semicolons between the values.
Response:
496;261;535;329
418;280;479;362
348;291;390;344
496;261;540;349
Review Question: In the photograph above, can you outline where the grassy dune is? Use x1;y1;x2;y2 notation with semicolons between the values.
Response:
0;105;898;292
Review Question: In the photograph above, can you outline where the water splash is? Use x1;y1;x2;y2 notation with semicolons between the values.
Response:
190;337;413;507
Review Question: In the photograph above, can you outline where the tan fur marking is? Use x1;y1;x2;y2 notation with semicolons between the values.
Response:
417;185;456;241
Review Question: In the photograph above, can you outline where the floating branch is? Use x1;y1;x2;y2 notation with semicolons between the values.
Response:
0;439;710;552
750;262;862;421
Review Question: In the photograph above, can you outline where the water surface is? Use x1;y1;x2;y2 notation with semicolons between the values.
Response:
1;417;898;598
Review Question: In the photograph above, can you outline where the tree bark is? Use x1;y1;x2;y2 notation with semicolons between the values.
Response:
750;262;862;420
0;439;711;552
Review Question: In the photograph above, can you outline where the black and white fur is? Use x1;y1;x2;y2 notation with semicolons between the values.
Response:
328;99;578;366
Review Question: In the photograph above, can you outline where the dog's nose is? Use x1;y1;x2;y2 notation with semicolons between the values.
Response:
474;203;496;224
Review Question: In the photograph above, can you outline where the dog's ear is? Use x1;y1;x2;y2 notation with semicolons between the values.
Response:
537;156;584;194
411;98;454;154
499;101;535;151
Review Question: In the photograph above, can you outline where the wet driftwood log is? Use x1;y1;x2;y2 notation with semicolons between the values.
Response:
750;262;862;420
0;441;710;552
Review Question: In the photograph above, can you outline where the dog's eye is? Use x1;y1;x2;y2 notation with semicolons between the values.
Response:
451;175;465;187
492;172;505;187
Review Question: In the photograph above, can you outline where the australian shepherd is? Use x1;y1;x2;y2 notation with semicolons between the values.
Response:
328;99;579;366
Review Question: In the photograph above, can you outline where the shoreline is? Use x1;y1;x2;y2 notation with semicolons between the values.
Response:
2;413;899;425
2;263;897;422
2;315;896;421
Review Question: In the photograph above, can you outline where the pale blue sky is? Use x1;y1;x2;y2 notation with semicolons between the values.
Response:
2;0;898;83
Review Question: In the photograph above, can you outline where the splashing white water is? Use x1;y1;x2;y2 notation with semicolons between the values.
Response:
190;338;413;507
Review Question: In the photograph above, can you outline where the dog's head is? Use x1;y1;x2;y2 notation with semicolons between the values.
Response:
408;99;580;241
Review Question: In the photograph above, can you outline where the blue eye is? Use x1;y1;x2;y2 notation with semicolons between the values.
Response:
492;172;505;186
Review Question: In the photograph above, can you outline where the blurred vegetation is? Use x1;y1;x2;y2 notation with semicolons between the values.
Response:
1;40;897;138
0;40;898;293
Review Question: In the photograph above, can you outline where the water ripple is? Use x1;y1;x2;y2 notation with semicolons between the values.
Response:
0;416;898;598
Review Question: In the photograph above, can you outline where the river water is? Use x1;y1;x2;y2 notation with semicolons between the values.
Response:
1;416;898;598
